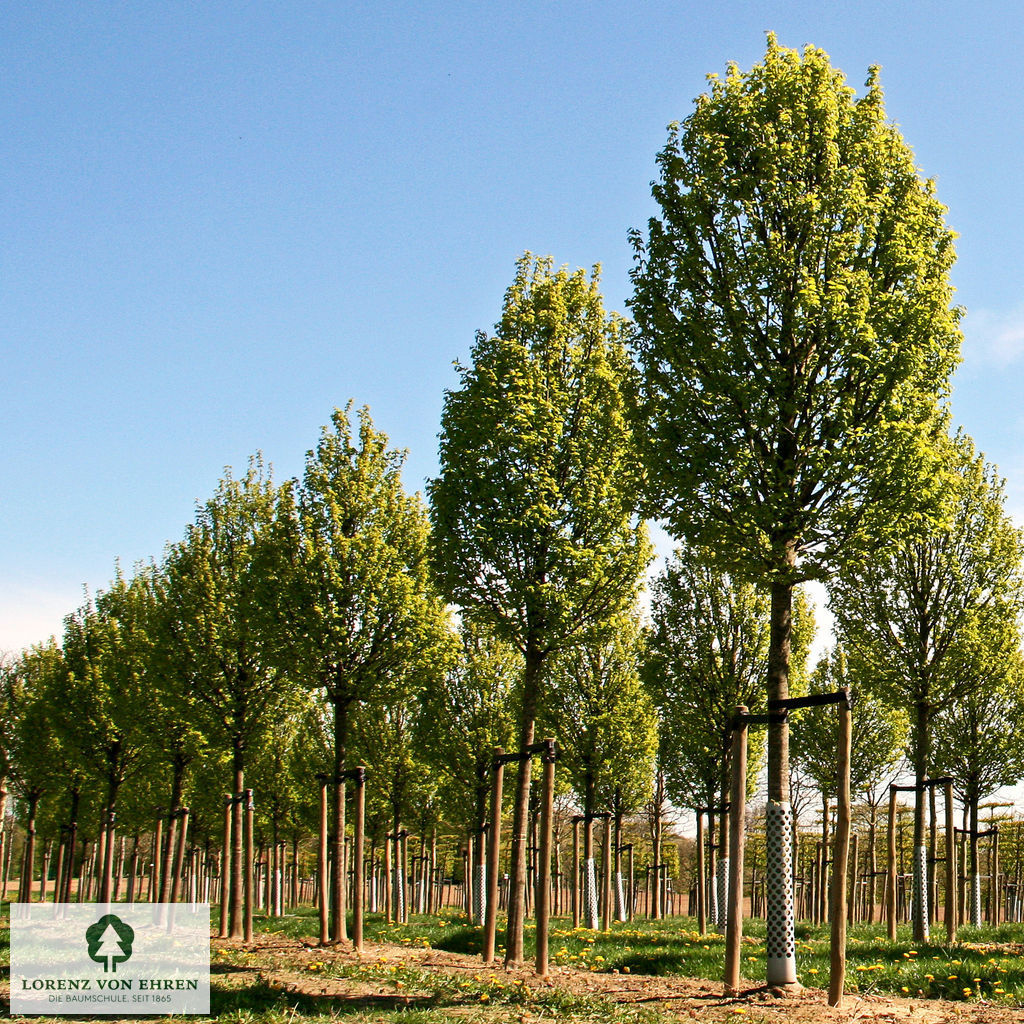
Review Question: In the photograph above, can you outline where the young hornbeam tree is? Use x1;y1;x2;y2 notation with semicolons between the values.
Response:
831;432;1024;940
6;642;67;901
60;576;150;902
429;254;651;963
931;646;1024;926
133;563;207;902
0;655;14;890
644;550;813;929
248;705;310;916
417;619;518;923
790;646;908;923
350;673;435;923
164;458;294;937
272;405;452;942
628;37;960;981
544;613;657;928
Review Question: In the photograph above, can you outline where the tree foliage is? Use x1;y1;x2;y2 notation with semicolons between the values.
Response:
629;35;960;585
791;645;908;799
629;37;961;964
831;431;1024;938
545;613;656;818
429;253;651;961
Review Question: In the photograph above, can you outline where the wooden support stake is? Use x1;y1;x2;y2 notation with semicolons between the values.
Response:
171;809;190;904
571;818;580;929
601;815;613;931
945;780;956;941
219;799;231;937
333;777;347;942
886;786;898;941
483;748;504;964
244;791;254;943
318;779;329;945
352;768;366;950
535;740;555;977
696;810;707;936
828;692;852;1008
847;835;858;925
102;812;116;904
724;707;748;997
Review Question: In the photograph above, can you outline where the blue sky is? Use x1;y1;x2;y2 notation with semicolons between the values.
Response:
4;0;1024;654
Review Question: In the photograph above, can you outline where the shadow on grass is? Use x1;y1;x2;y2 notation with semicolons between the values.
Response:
430;927;484;956
211;979;462;1017
615;951;694;975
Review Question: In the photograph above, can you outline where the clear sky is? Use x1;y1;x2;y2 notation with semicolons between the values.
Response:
4;0;1024;654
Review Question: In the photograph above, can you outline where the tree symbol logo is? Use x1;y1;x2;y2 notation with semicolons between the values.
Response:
86;914;135;973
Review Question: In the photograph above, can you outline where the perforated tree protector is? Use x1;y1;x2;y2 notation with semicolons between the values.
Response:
582;858;599;929
971;872;982;928
394;868;406;922
765;801;796;986
473;864;486;925
913;845;929;939
615;872;626;922
717;856;729;929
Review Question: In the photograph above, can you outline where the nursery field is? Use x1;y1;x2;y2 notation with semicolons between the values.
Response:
6;905;1024;1024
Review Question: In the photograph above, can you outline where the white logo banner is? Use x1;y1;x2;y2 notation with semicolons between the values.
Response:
10;903;210;1015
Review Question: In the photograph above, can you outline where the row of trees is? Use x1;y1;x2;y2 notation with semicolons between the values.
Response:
3;37;1022;989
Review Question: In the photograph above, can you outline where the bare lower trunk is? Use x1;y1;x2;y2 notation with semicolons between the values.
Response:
868;802;878;924
504;648;544;964
765;572;796;986
230;752;245;938
912;699;930;942
332;703;349;943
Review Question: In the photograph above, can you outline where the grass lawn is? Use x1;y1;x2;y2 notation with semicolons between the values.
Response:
5;901;1024;1021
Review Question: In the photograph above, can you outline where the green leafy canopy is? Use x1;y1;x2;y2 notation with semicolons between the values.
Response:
629;35;961;584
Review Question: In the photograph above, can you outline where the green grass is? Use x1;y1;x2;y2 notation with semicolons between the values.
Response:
7;899;1024;1019
272;908;1024;1005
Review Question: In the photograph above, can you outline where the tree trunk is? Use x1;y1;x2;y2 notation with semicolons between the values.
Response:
867;802;878;924
820;790;830;924
20;792;40;903
969;783;981;927
718;735;731;931
504;647;543;964
911;699;930;941
765;573;796;986
230;742;245;938
474;766;489;926
652;771;664;919
332;697;351;943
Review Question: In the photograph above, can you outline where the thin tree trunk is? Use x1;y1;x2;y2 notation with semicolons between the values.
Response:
504;647;543;964
867;802;878;924
332;699;350;943
230;752;245;938
911;699;930;942
765;573;796;987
